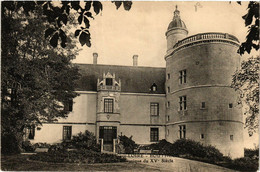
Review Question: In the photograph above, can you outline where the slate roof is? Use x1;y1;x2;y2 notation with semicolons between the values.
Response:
75;64;166;94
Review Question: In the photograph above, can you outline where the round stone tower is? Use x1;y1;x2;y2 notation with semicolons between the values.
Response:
165;8;243;159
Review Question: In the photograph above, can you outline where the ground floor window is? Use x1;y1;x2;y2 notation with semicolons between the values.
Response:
25;126;35;140
150;128;159;142
179;125;186;139
63;126;72;140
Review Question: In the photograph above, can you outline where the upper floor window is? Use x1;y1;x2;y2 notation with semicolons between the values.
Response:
229;103;233;108
179;69;186;84
200;134;204;139
179;125;186;139
201;102;206;109
167;87;170;93
64;99;73;112
106;78;113;86
230;135;233;141
167;73;170;80
150;128;159;142
179;96;187;110
167;101;170;108
104;98;113;113
150;103;159;116
63;126;72;141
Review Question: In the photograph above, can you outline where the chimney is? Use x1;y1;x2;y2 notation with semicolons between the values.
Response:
93;52;98;64
133;55;138;66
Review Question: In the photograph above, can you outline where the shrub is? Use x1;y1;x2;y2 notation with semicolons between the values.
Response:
33;142;52;149
245;148;259;160
48;130;100;153
118;135;137;154
30;149;126;163
22;140;35;152
149;139;173;155
171;139;224;162
224;157;259;171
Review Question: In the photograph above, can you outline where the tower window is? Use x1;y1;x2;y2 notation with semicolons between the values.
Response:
150;103;159;116
201;102;206;109
167;115;170;121
179;69;186;84
104;98;113;113
150;128;159;142
167;101;170;108
167;87;170;93
200;134;204;139
167;129;169;136
230;135;233;141
167;73;170;80
179;96;187;110
106;78;113;86
229;103;233;108
179;125;186;139
63;126;72;141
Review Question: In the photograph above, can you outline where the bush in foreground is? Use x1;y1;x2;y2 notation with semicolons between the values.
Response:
118;135;137;154
30;149;126;163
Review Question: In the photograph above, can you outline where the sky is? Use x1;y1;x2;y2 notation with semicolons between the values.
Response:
72;1;258;148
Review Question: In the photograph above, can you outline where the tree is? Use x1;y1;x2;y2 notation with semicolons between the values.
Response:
1;4;80;154
231;56;259;136
237;1;259;55
2;1;132;48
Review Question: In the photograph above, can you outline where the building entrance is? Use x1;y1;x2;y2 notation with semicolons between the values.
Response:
99;126;117;152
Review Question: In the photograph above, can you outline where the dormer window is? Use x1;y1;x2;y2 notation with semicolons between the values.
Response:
106;78;113;86
151;83;157;92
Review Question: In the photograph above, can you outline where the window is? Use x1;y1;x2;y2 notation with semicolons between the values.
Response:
229;103;233;108
106;78;113;85
179;125;186;139
167;87;170;93
167;73;170;80
63;126;72;140
150;103;159;116
64;99;73;112
150;128;159;142
201;102;206;109
25;126;35;140
167;129;169;136
200;134;204;139
179;70;186;84
151;83;157;92
104;99;113;113
230;135;233;141
167;101;170;108
167;115;170;121
179;96;187;110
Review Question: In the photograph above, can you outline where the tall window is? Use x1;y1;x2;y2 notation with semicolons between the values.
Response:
64;99;73;112
106;78;113;85
179;69;186;84
25;126;35;140
179;125;186;139
167;101;170;108
201;102;206;109
63;126;72;140
167;73;170;80
150;103;159;116
150;128;159;142
104;98;113;113
179;96;187;110
167;87;170;93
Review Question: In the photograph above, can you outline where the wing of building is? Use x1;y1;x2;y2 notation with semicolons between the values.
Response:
26;6;244;159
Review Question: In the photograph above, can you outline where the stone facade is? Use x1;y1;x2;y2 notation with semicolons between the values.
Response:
28;7;243;158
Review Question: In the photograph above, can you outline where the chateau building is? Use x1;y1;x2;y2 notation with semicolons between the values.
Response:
28;7;244;158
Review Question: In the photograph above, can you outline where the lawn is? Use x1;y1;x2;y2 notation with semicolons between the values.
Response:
1;154;161;171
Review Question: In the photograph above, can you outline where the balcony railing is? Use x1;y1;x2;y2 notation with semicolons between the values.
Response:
173;32;240;50
97;85;121;91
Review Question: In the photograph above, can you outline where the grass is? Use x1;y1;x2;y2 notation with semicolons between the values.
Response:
1;154;162;171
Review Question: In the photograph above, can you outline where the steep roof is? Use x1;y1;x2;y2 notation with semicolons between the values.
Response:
75;64;166;94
